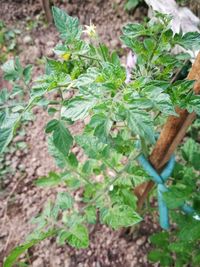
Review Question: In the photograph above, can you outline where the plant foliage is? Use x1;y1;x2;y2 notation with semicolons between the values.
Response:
1;7;200;267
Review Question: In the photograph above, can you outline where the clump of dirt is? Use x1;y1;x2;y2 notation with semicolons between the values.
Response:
0;1;160;266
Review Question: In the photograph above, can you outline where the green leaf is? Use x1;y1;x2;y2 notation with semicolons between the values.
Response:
122;23;146;38
35;172;61;187
150;232;169;247
68;152;78;167
168;242;190;253
76;134;107;159
182;138;200;170
75;67;99;88
145;87;176;115
89;114;113;142
148;250;163;263
144;38;155;51
2;58;22;81
109;187;137;208
56;192;73;210
178;219;200;242
163;186;192;209
58;224;89;248
62;172;81;189
52;6;81;41
100;204;142;229
84;206;96;224
0;127;13;153
0;113;20;153
61;97;96;121
125;0;139;11
50;120;73;156
46;58;70;75
177;32;200;50
148;250;173;266
126;110;155;143
3;230;55;267
48;136;68;168
0;88;9;104
45;119;59;133
23;64;32;84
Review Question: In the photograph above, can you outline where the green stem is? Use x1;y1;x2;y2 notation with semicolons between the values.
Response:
146;33;163;73
70;168;93;185
82;151;142;210
78;54;101;63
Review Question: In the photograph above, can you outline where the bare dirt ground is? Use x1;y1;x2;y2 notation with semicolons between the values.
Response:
0;1;160;266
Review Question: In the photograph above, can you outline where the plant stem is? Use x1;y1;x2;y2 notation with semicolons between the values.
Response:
82;151;142;210
78;54;101;63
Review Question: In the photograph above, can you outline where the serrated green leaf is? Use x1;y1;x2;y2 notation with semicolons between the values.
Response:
46;58;69;75
52;120;73;156
2;58;22;81
75;67;99;88
145;87;176;115
52;6;81;41
56;192;73;210
61;97;96;121
84;206;96;224
76;134;107;159
58;224;89;248
126;109;155;143
35;172;61;187
45;119;59;133
48;136;68;168
100;204;142;229
110;187;137;209
177;32;200;50
0;113;20;153
122;23;146;38
23;64;32;84
89;113;113;142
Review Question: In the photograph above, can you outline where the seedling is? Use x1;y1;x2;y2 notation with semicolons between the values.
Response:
1;7;200;267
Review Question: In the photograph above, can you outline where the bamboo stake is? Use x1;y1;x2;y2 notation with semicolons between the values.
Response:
135;52;200;209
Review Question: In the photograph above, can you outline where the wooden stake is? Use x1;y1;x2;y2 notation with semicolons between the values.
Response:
41;0;52;23
135;52;200;209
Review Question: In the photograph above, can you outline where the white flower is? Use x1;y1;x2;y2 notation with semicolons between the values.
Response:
109;185;114;191
83;21;97;38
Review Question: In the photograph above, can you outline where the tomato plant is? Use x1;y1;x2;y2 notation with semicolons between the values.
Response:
1;7;200;267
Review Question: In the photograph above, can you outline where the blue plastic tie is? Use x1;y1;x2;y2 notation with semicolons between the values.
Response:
137;154;175;230
137;153;200;229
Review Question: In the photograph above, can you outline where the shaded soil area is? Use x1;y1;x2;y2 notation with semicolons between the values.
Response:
0;1;159;266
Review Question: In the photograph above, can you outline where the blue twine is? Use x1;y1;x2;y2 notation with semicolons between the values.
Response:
137;154;199;229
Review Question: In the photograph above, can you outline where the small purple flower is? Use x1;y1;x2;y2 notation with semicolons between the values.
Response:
125;51;137;84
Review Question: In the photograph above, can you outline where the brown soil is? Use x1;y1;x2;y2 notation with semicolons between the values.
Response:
0;1;159;266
